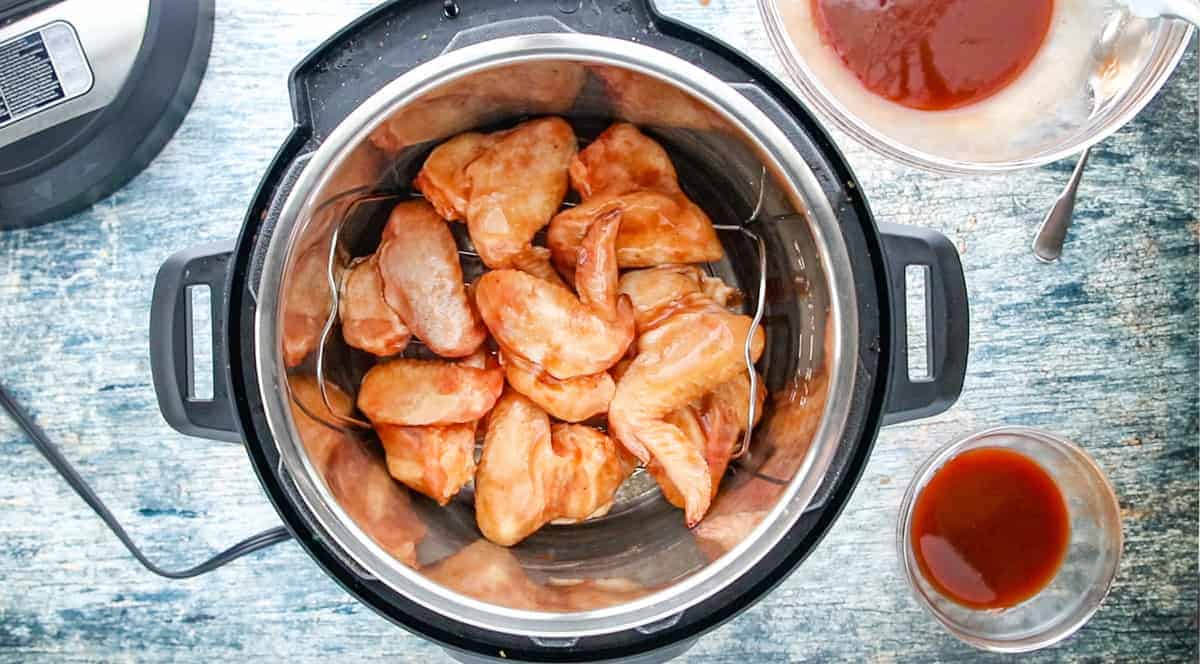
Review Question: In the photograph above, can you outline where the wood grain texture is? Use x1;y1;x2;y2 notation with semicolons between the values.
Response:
0;1;1196;661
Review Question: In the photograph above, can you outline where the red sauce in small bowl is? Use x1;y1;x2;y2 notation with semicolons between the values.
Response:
911;447;1070;609
811;0;1055;111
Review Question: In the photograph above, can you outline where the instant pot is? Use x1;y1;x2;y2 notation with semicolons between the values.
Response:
148;1;969;661
0;0;213;229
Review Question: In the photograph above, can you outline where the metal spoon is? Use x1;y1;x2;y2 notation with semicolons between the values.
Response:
1032;148;1091;263
1124;0;1200;28
1034;1;1195;263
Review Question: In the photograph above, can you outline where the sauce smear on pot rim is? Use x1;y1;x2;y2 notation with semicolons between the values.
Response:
810;0;1055;111
911;447;1070;610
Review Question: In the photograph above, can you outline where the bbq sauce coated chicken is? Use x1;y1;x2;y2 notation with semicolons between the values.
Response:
377;200;487;358
415;117;577;270
548;123;723;278
475;208;635;380
310;117;764;548
357;352;502;504
475;390;634;546
339;255;411;357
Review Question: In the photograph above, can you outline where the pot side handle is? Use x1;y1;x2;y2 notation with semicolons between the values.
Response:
878;223;969;425
149;240;242;442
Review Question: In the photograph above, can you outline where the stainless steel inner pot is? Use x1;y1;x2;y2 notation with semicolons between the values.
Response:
252;34;859;638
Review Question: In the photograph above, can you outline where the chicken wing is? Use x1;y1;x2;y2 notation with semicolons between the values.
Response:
547;423;635;522
695;367;830;562
698;371;766;487
377;422;476;505
475;209;635;379
474;391;552;546
547;191;723;276
357;357;503;426
618;265;741;332
647;405;707;509
475;391;633;546
339;255;411;357
377;200;486;357
572;202;622;322
569;122;679;199
648;371;766;511
412;131;498;221
414;117;577;269
608;309;764;526
510;245;569;291
501;351;615;423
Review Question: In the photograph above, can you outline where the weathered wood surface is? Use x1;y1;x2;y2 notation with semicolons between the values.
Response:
0;1;1195;661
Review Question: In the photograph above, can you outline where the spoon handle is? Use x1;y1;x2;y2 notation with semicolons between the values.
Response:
1128;0;1200;28
1032;148;1091;263
1161;0;1200;28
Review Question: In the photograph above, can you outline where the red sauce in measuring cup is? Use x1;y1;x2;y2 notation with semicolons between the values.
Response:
811;0;1055;111
911;447;1070;609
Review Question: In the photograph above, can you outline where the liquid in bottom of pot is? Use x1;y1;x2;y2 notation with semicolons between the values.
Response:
809;0;1055;111
911;447;1070;609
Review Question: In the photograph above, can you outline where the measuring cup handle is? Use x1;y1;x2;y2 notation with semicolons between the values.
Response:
878;223;969;425
149;241;241;442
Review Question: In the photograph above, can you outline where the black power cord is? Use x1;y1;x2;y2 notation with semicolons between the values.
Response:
0;381;291;579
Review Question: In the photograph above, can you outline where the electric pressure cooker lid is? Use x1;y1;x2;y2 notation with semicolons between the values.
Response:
0;0;213;230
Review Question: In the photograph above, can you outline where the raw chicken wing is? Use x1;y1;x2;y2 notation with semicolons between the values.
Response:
572;202;622;322
357;357;503;426
608;309;764;526
698;371;767;486
648;371;766;510
475;391;633;546
377;422;476;505
547;423;634;522
412;132;497;221
618;265;740;332
569;123;679;199
377;200;486;357
648;406;707;509
547;191;723;276
339;255;411;357
415;117;577;269
501;352;615;423
475;209;635;379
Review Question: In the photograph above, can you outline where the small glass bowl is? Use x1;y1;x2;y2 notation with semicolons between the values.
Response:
897;426;1123;652
759;0;1194;173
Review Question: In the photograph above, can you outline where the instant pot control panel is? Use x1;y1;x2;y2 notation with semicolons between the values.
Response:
0;0;213;229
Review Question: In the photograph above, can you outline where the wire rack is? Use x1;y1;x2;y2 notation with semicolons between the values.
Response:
296;166;771;463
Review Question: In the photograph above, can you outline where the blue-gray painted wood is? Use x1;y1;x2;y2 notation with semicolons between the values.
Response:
0;1;1195;661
